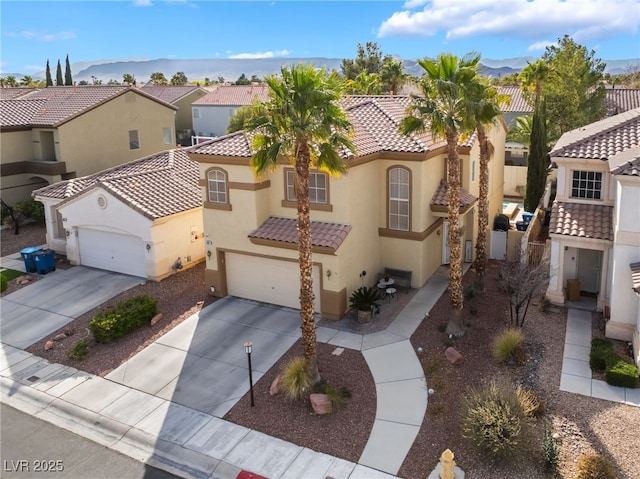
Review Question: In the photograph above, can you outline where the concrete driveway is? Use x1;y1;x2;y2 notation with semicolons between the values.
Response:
106;297;301;418
0;266;143;348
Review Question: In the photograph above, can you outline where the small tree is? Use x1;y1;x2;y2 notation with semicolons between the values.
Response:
149;72;168;86
55;60;63;86
170;71;188;86
64;54;73;86
499;241;550;327
235;73;251;85
45;59;53;87
122;73;136;86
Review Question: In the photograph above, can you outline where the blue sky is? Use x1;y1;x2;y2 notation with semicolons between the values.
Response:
1;0;639;75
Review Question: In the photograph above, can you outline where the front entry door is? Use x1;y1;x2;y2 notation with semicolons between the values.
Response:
577;248;602;293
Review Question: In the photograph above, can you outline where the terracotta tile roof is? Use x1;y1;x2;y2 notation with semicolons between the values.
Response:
549;201;613;240
187;130;253;157
549;108;640;160
609;146;640;176
497;86;532;113
32;149;200;220
430;180;478;211
139;85;205;104
0;87;37;100
631;262;640;294
193;84;269;106
249;216;351;251
604;88;640;116
0;86;175;128
0;99;47;127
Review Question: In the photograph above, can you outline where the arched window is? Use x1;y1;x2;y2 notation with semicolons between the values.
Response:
207;168;228;204
388;167;410;231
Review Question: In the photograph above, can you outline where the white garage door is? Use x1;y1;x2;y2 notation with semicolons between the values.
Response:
78;228;146;278
226;253;321;311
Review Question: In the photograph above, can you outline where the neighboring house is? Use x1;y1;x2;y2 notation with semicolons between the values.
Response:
139;85;208;146
545;108;640;366
187;95;507;320
32;149;204;280
1;85;178;204
191;84;269;138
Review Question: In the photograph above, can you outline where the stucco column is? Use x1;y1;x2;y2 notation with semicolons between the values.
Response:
546;240;565;305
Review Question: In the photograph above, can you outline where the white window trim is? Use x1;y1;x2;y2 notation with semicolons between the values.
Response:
286;170;328;204
388;167;410;231
207;169;227;204
571;170;603;200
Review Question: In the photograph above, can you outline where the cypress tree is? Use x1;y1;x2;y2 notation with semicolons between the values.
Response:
55;60;63;86
45;60;53;87
64;54;73;85
524;100;548;212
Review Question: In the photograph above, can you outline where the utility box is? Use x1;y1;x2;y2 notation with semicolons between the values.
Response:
567;279;581;301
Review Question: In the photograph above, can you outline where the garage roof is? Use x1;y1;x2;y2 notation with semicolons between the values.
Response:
33;149;201;220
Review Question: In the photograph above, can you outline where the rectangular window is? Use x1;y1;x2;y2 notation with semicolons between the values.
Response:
471;160;476;182
129;130;140;150
286;170;327;204
389;167;410;231
193;108;200;119
571;170;602;200
163;127;172;145
207;169;227;203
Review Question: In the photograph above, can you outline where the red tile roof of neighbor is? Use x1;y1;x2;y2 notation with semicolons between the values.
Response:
0;88;38;100
193;84;269;106
604;88;640;116
549;108;640;161
249;216;351;251
431;180;478;211
139;85;205;104
32;149;201;220
187;95;477;159
609;146;640;176
0;86;176;128
0;99;48;127
549;202;614;241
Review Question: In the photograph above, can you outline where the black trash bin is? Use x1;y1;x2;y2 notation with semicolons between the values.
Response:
34;249;56;275
20;246;42;273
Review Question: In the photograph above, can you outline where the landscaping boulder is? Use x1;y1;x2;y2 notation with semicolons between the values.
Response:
269;375;282;396
310;393;332;415
53;333;67;341
445;347;464;365
44;341;55;351
150;313;163;326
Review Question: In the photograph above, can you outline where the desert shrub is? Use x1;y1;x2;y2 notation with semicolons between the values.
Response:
461;380;530;458
515;385;544;418
2;198;45;228
576;453;616;479
89;295;157;343
68;340;89;361
605;359;639;388
492;328;524;364
0;273;7;292
280;356;312;400
542;422;559;473
589;337;614;371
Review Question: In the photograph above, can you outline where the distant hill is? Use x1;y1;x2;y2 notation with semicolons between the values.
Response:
12;56;640;83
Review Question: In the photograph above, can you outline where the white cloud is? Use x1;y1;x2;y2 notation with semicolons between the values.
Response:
378;0;640;43
3;30;76;41
228;49;291;59
528;40;555;52
133;0;152;6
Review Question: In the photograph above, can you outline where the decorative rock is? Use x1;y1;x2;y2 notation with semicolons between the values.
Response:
269;375;282;396
16;275;32;285
310;393;333;415
53;333;67;341
44;341;55;351
150;313;163;326
445;346;464;365
64;327;75;336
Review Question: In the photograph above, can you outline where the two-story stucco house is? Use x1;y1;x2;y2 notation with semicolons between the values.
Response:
187;95;507;320
139;85;208;145
0;86;177;204
191;84;269;138
545;108;640;366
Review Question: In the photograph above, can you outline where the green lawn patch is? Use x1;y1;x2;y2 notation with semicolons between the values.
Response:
0;268;25;281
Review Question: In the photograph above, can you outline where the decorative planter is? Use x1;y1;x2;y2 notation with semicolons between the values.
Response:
357;309;372;323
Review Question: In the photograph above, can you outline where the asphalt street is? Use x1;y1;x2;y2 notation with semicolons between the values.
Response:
0;404;181;479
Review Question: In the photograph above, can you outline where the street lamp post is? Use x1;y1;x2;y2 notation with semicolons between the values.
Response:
244;341;254;407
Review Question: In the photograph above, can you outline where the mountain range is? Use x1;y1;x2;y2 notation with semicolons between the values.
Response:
7;57;639;83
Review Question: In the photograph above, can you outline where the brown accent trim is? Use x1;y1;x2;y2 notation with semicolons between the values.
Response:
248;237;338;255
189;153;251;165
378;217;444;241
280;199;333;212
320;288;347;320
430;203;476;214
229;180;270;191
204;201;232;211
1;161;68;177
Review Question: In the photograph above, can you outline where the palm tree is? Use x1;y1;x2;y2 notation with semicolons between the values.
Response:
506;115;533;145
400;52;481;337
381;59;406;95
5;76;18;87
122;73;136;86
344;71;382;95
469;81;507;293
20;75;34;87
246;64;355;380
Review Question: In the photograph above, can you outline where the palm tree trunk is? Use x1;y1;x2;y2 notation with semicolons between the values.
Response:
445;132;465;337
295;142;320;383
473;125;492;293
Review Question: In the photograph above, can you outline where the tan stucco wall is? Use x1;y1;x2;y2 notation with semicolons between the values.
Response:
1;130;33;163
174;91;206;133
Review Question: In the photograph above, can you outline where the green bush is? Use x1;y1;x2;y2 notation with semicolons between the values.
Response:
68;340;89;361
492;328;524;364
0;273;7;293
2;198;45;228
605;359;639;388
461;380;530;458
280;356;312;401
589;337;615;371
89;295;157;343
576;453;616;479
542;423;559;473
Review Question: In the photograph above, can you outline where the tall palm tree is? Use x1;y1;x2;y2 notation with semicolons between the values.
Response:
469;81;507;293
20;75;34;87
246;64;355;380
400;52;480;337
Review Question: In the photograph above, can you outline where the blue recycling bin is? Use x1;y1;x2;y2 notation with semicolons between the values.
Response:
522;212;534;224
33;249;56;275
20;246;42;273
